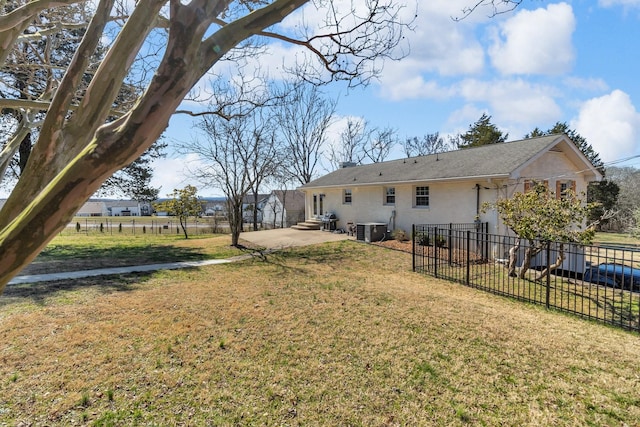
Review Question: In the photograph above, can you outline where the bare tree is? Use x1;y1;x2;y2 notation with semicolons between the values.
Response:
0;0;412;290
327;118;368;170
364;126;397;163
402;132;451;157
183;106;279;246
276;80;336;185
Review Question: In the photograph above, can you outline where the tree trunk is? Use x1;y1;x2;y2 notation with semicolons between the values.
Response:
518;247;533;279
280;190;287;228
508;237;521;277
252;191;259;232
180;217;189;239
535;243;564;281
229;200;243;247
518;244;542;280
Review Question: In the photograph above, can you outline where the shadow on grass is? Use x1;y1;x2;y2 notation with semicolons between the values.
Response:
251;240;361;273
39;243;211;262
23;244;213;275
2;241;363;310
0;271;159;309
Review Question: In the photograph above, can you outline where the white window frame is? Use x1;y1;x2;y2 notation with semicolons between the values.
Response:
414;186;429;208
343;189;352;204
384;187;396;205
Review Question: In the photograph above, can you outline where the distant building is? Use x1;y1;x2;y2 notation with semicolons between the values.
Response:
203;199;227;217
75;199;152;217
76;201;108;217
242;194;270;223
263;190;305;228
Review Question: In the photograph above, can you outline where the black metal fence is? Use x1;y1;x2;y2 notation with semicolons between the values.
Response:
412;224;640;332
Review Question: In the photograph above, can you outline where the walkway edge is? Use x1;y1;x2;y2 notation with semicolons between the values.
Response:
8;259;233;285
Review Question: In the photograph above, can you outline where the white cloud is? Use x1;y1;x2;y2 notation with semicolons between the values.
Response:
573;90;640;163
488;2;576;75
150;154;216;197
378;70;455;101
373;1;489;100
598;0;640;8
563;77;609;93
457;78;562;126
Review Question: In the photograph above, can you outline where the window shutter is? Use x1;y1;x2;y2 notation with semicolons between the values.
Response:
524;180;531;192
571;180;576;193
556;181;562;199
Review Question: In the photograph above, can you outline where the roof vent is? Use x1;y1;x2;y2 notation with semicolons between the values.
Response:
340;161;357;168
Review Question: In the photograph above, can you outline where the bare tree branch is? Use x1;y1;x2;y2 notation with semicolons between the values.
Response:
454;0;524;21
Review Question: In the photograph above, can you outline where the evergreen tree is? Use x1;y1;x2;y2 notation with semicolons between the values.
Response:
456;113;508;149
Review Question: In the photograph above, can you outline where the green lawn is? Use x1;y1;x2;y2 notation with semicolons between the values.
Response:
1;239;639;425
21;233;249;275
594;231;640;246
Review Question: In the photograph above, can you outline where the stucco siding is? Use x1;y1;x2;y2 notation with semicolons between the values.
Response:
305;180;503;234
301;136;603;237
519;151;588;194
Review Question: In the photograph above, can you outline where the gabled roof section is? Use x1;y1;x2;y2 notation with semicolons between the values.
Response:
301;134;602;189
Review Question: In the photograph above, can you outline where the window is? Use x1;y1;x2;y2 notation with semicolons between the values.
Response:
415;186;429;207
556;180;576;200
343;189;352;204
313;194;318;216
524;179;548;192
384;187;395;205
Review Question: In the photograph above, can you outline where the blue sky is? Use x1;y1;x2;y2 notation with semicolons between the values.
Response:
153;0;640;197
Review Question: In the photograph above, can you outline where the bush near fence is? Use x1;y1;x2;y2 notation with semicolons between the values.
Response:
413;224;640;333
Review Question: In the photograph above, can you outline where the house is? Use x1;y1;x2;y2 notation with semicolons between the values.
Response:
262;190;306;229
299;134;603;236
203;199;227;217
75;199;153;216
76;201;109;217
242;193;269;223
105;200;147;216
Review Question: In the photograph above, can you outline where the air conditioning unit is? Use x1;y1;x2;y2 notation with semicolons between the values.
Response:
356;222;388;243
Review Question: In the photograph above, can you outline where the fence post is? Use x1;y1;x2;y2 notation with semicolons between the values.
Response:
434;227;438;278
466;230;471;286
412;224;416;272
448;225;453;266
484;222;489;261
545;242;551;309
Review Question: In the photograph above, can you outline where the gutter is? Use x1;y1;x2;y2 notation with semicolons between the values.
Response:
300;174;511;190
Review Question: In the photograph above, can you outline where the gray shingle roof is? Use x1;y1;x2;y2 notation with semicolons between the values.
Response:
301;135;567;189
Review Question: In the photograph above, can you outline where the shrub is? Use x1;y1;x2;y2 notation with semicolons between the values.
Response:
416;233;430;246
391;229;408;242
414;232;446;247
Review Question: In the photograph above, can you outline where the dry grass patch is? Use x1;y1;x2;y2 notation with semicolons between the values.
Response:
1;241;639;425
21;234;250;275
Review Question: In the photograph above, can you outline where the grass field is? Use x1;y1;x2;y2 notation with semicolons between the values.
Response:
20;233;247;275
1;236;639;425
